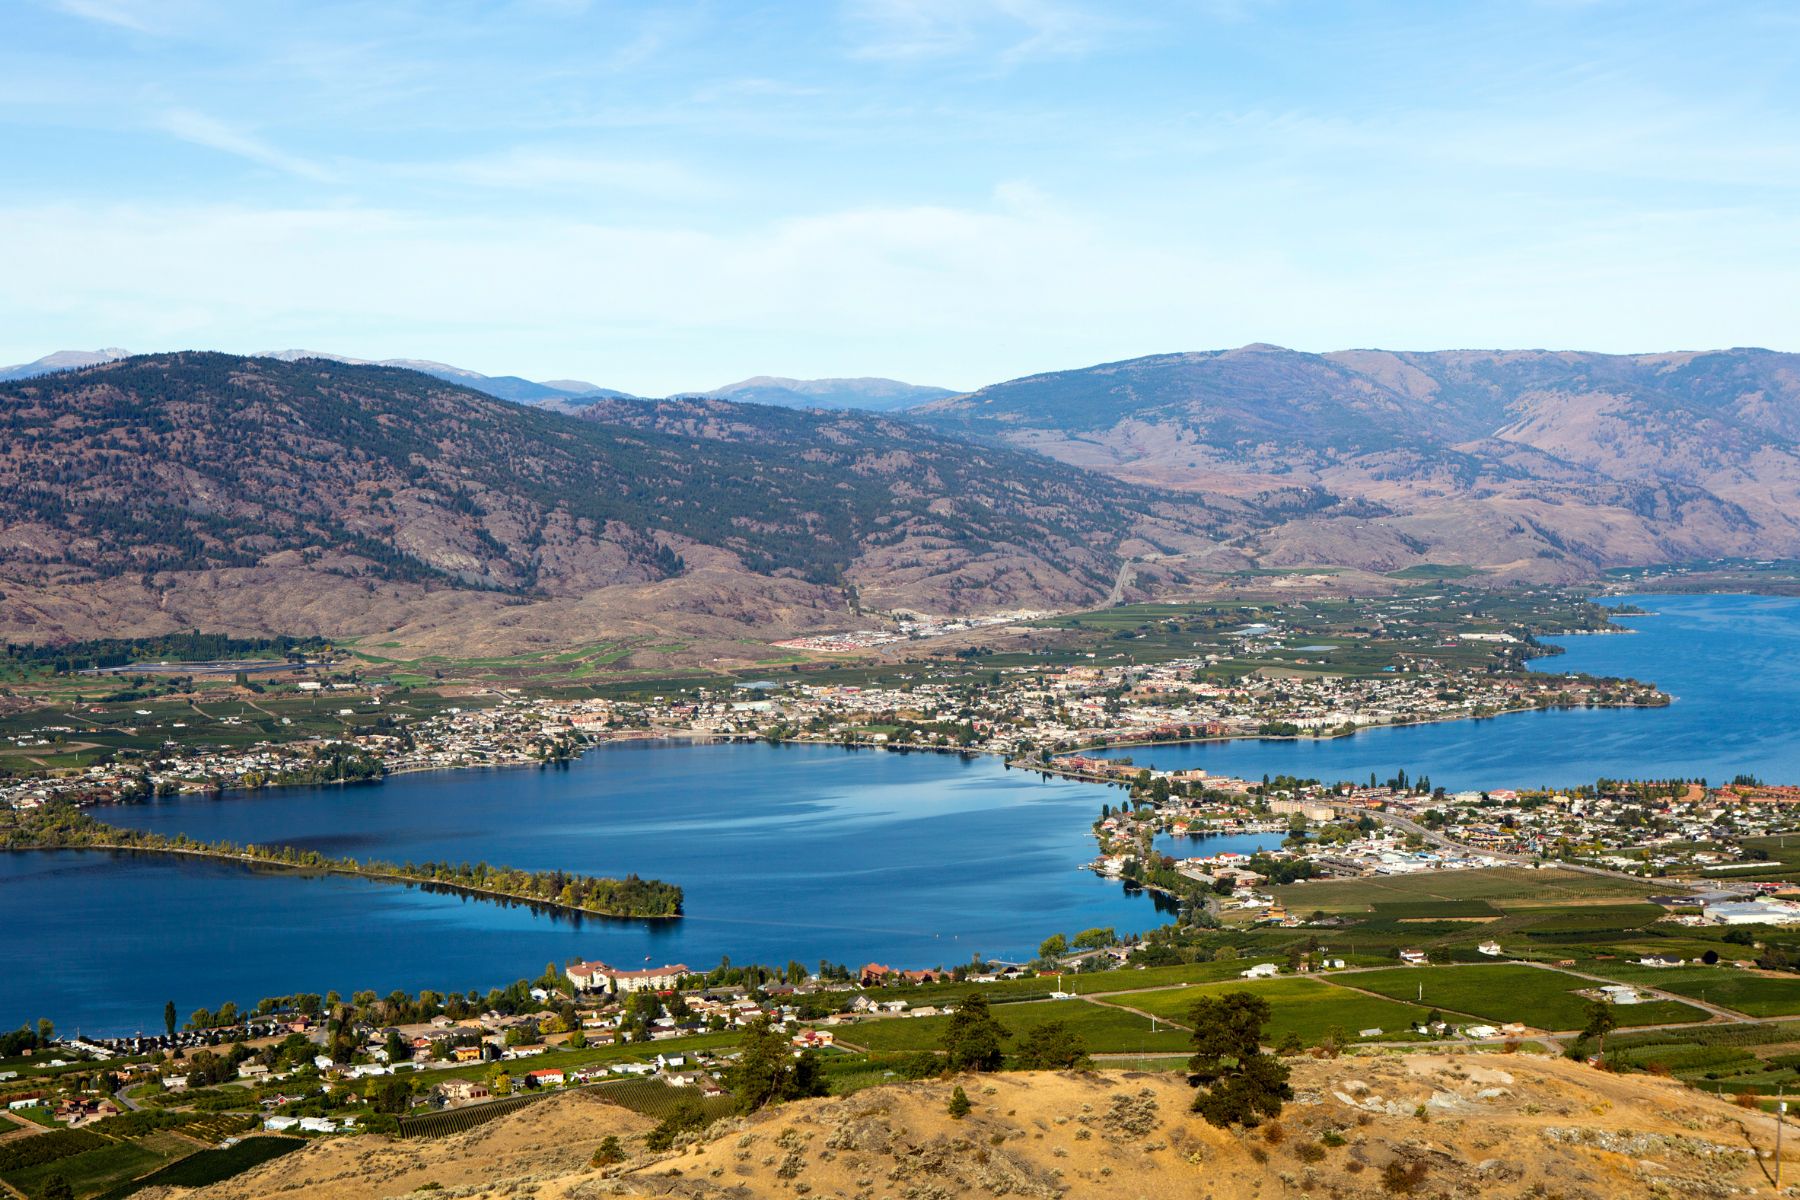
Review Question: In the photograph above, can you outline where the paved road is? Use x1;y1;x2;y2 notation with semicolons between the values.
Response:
1104;558;1138;608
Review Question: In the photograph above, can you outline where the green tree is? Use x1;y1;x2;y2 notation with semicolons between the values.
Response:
1038;932;1069;959
1582;998;1618;1066
644;1097;710;1150
164;1000;177;1040
370;1076;413;1114
941;994;1008;1073
592;1134;624;1166
948;1084;971;1119
897;1051;942;1079
1186;991;1291;1128
727;1018;827;1114
566;1028;587;1050
1071;927;1116;950
41;1175;73;1200
1013;1021;1090;1070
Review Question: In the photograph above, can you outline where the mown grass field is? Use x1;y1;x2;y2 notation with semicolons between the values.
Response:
845;998;1190;1057
1113;977;1430;1044
855;958;1264;1011
1343;964;1708;1030
1274;868;1660;915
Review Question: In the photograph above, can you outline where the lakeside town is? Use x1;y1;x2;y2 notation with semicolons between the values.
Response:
14;621;1791;895
0;627;1665;813
4;591;1800;1196
8;599;1798;918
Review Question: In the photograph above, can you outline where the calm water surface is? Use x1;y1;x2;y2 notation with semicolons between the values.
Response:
7;592;1794;1032
1097;593;1800;790
10;745;1161;1032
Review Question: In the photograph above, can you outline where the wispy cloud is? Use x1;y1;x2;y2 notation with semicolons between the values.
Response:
49;0;155;32
405;147;709;197
154;109;338;183
844;0;1124;64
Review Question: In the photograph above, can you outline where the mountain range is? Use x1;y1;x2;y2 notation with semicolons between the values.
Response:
918;343;1800;578
0;349;953;412
696;376;955;411
0;353;1244;655
6;342;1800;654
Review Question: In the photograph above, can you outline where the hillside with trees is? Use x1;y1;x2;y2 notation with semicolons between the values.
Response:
0;354;1243;652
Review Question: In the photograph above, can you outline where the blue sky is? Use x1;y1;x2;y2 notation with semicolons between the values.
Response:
3;0;1797;393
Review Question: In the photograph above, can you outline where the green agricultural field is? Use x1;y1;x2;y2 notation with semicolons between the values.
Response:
1075;960;1271;992
592;1077;735;1122
92;1136;303;1200
1342;964;1709;1031
1606;1021;1800;1097
1507;903;1668;936
4;1140;168;1199
853;959;1264;1011
1386;564;1487;580
1702;837;1800;884
1113;976;1431;1045
844;998;1190;1057
1570;966;1800;1018
1275;868;1659;915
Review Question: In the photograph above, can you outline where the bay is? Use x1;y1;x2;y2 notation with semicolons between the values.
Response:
1095;593;1800;790
8;591;1794;1033
7;744;1154;1033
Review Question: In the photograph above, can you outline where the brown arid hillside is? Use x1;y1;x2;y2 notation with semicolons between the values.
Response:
920;344;1800;581
154;1055;1798;1200
0;354;1246;655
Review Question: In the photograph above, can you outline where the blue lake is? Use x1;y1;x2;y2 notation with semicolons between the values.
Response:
1097;593;1800;790
6;591;1795;1033
1153;831;1289;859
7;744;1162;1033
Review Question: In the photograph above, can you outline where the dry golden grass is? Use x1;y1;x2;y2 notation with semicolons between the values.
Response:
156;1054;1798;1200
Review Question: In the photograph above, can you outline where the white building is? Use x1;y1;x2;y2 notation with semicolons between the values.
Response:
566;960;691;994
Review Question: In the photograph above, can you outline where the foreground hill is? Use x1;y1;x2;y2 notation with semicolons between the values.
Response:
920;344;1800;578
154;1055;1795;1200
0;354;1238;652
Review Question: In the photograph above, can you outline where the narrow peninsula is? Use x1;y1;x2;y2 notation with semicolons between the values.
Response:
1;803;683;919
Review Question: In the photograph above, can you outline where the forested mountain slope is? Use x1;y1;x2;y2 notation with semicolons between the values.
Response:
0;354;1243;651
